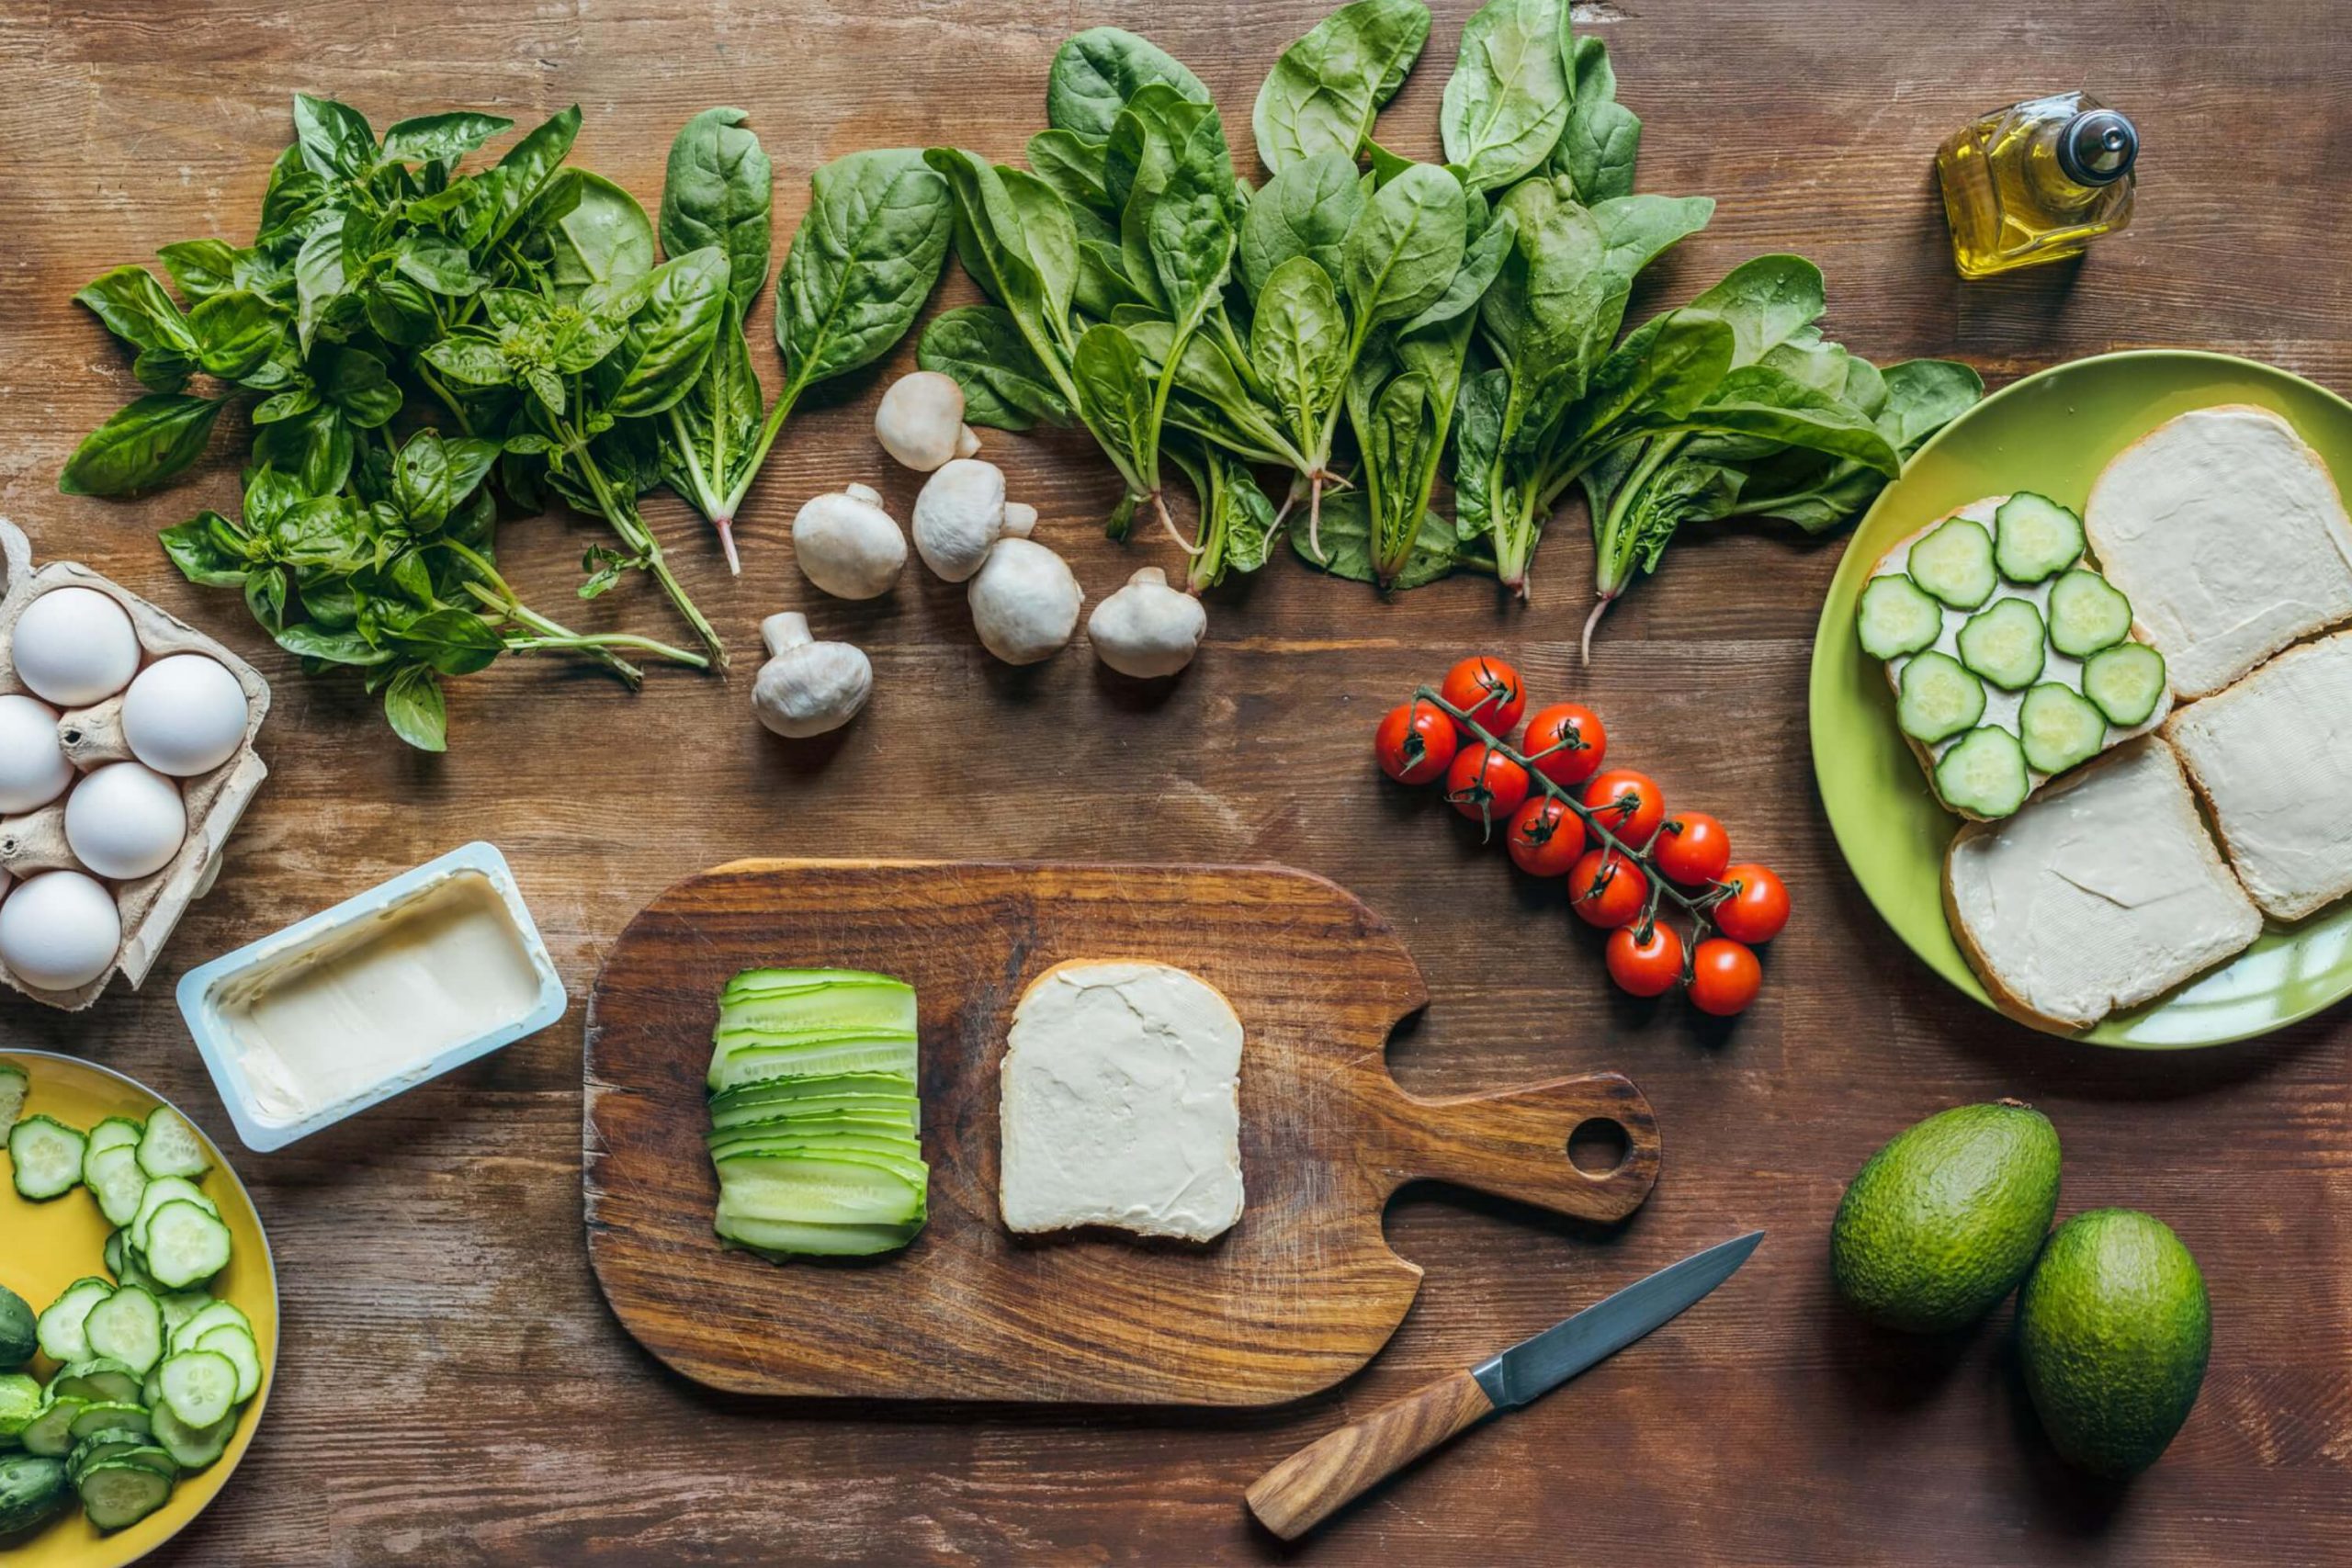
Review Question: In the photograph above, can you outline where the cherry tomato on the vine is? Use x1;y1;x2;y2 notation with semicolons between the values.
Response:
1444;743;1530;827
1439;656;1526;736
1582;769;1665;849
1521;703;1608;786
1567;849;1646;929
1653;812;1731;886
1374;700;1459;784
1713;863;1791;944
1505;795;1587;877
1689;938;1762;1016
1606;922;1685;997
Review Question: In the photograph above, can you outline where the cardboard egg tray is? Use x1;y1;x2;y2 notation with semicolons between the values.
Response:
0;516;270;1010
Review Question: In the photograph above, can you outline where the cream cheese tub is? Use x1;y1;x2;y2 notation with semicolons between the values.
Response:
177;842;566;1151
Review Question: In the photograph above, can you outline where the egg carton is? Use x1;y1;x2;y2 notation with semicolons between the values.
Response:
0;516;270;1010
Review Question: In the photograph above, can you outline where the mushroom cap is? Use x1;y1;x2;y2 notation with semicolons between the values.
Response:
1087;566;1206;678
968;537;1083;665
792;490;906;601
876;371;968;471
911;458;1011;582
752;634;874;739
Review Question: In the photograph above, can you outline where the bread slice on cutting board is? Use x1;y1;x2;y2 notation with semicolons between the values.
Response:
997;960;1244;1242
2084;404;2352;699
2165;627;2352;921
1943;737;2262;1032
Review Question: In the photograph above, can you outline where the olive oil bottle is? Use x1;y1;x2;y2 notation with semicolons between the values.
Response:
1937;93;2138;278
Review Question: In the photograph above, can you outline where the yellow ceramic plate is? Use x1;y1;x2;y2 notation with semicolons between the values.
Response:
1;1050;277;1563
1810;350;2352;1047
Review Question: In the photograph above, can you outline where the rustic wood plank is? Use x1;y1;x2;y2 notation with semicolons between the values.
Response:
0;0;2345;1561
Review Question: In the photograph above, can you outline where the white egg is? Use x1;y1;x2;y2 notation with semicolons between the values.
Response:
12;587;141;707
0;869;120;991
121;654;250;778
64;761;187;880
0;694;73;812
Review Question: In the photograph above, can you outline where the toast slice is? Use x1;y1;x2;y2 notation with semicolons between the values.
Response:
1943;737;2261;1032
2084;404;2352;699
2164;627;2352;921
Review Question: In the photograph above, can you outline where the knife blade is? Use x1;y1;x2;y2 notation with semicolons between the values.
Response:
1245;1231;1765;1540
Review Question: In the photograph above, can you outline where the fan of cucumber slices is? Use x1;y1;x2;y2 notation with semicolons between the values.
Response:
1;1082;261;1539
1860;492;2170;819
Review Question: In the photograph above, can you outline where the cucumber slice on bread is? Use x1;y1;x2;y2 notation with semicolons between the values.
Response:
1993;491;2086;582
1935;727;2031;818
1907;516;1997;609
2018;683;2109;776
1957;599;2048;691
2082;642;2168;727
2047;570;2133;658
1896;651;1985;745
1858;574;1944;660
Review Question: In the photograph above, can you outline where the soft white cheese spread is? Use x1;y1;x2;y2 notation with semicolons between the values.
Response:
998;960;1244;1241
217;870;546;1122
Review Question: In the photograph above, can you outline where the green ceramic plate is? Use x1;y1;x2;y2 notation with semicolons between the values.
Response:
1810;349;2352;1047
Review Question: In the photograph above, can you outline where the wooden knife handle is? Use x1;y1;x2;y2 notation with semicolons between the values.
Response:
1245;1370;1497;1540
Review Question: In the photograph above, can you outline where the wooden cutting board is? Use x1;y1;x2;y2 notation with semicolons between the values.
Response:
582;860;1661;1404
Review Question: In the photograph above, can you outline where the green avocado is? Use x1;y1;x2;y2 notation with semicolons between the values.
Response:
0;1286;33;1369
2018;1209;2211;1477
1829;1100;2061;1332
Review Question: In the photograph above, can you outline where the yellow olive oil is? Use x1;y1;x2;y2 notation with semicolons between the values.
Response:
1937;93;2137;278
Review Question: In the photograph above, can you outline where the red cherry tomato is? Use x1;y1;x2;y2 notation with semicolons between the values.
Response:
1689;938;1762;1016
1582;769;1665;849
1567;850;1646;929
1439;656;1526;737
1521;703;1608;786
1444;743;1530;827
1713;863;1791;944
1653;812;1731;886
1374;699;1459;785
1505;795;1587;877
1606;922;1685;997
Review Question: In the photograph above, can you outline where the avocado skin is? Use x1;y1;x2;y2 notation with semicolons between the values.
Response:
2018;1209;2211;1477
1830;1102;2061;1332
0;1285;32;1367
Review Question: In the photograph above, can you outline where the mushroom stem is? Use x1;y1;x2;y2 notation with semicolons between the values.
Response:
762;612;815;660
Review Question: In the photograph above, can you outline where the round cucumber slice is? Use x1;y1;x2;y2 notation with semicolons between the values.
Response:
2082;642;2168;727
1935;727;2031;818
1993;491;2086;583
2018;683;2109;776
2047;569;2133;658
1907;516;1997;609
1896;651;1986;745
1956;598;2048;691
1859;574;1946;660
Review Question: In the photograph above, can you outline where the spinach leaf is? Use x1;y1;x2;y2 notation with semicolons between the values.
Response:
1070;321;1159;525
1250;256;1348;453
1440;0;1571;194
1291;489;1460;588
1026;130;1113;219
919;304;1071;431
1341;162;1467;330
1550;36;1640;201
660;107;774;310
59;394;224;496
1142;112;1238;336
291;93;376;181
778;148;954;388
1168;439;1279;590
1238;151;1364;299
548;172;657;299
1046;28;1209;142
606;247;730;418
1253;0;1433;175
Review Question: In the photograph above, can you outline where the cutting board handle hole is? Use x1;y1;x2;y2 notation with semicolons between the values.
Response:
1566;1117;1632;1177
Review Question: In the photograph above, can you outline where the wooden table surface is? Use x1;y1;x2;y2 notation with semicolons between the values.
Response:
3;2;2347;1562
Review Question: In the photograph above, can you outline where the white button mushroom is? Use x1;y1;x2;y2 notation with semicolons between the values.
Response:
791;484;907;601
1088;568;1207;678
752;613;873;739
967;537;1083;665
875;371;981;472
911;459;1039;582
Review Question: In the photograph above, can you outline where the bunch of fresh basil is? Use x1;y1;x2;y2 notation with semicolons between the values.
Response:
62;96;951;746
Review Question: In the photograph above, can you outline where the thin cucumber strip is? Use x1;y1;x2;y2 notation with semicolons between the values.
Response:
2083;641;2168;727
1858;574;1945;660
2047;569;2133;658
83;1287;165;1376
149;1401;236;1471
143;1201;232;1291
709;1094;920;1131
707;1114;918;1147
716;987;918;1039
1907;516;1996;609
190;1326;261;1404
76;1458;173;1531
1895;651;1986;745
1956;598;2048;691
0;1065;26;1138
1993;491;2086;582
716;1213;924;1258
1935;727;2031;818
156;1349;239;1427
10;1116;88;1200
2018;683;2109;775
36;1280;115;1363
714;1153;928;1225
134;1109;211;1181
707;1038;921;1094
719;967;910;1000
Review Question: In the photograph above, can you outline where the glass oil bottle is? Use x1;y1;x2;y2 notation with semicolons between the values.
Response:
1936;93;2138;278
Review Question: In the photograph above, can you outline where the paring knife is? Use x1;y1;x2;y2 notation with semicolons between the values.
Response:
1244;1230;1766;1540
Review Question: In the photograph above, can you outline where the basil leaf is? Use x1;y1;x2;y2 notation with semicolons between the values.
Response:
187;289;285;379
918;304;1071;432
294;210;347;352
291;92;378;181
160;513;254;587
391;606;503;676
485;105;582;249
1440;0;1572;194
421;335;511;388
253;402;355;495
394;234;490;297
59;394;223;496
1046;27;1209;143
244;568;289;633
382;665;448;752
317;344;403;428
607;246;730;419
660;107;774;311
1341;162;1467;331
381;111;514;169
1238;152;1364;299
364;275;440;346
1253;0;1432;175
74;265;195;355
158;240;243;301
775;148;954;392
